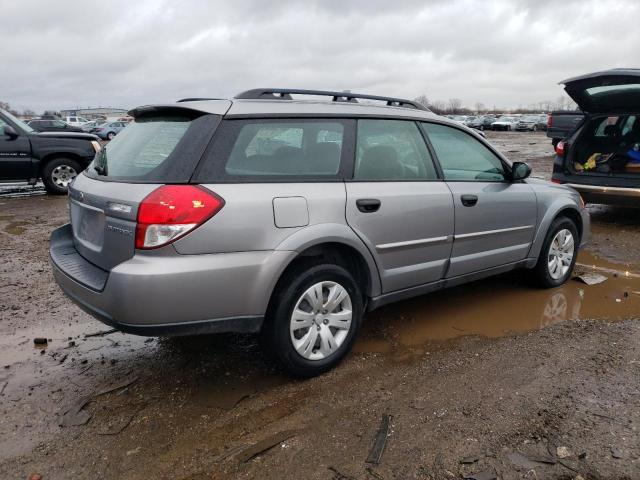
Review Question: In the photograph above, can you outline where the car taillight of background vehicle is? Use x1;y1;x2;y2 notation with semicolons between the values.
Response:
555;140;566;156
135;185;225;249
547;116;553;128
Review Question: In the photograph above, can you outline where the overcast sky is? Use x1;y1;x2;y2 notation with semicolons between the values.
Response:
2;0;638;113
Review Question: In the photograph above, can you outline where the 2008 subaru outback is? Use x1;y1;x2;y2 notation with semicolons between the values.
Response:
50;88;590;377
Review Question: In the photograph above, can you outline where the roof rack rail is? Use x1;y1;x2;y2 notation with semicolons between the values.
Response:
177;97;223;102
234;88;430;111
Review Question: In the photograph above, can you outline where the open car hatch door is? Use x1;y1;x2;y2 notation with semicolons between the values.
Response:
562;68;640;114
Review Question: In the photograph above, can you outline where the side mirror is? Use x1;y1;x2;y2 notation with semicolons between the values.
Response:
511;161;531;181
3;125;18;139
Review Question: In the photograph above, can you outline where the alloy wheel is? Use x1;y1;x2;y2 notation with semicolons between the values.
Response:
51;164;77;188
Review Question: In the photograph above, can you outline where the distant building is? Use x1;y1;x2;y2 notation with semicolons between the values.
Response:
59;107;129;121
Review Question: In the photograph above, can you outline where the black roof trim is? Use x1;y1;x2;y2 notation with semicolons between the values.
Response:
234;88;430;111
177;97;224;102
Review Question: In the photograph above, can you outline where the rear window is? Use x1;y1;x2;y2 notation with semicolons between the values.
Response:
587;84;640;97
86;112;220;183
195;119;353;181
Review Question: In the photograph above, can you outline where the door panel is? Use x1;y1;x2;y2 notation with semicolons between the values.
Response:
420;121;538;277
446;182;537;277
346;182;454;292
0;124;33;181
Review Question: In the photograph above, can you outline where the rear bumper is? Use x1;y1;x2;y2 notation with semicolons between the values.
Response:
565;183;640;206
50;224;295;336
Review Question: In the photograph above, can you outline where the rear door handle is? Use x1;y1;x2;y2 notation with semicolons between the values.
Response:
461;194;478;207
356;198;381;213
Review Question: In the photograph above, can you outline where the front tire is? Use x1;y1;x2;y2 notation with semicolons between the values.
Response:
42;157;81;194
261;263;363;378
530;217;579;288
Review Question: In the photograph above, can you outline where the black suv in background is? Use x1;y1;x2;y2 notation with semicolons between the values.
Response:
0;109;100;194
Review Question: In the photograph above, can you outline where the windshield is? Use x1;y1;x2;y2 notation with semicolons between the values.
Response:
497;116;513;122
2;109;35;133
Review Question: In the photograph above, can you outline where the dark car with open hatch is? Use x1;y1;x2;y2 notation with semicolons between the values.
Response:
552;69;640;206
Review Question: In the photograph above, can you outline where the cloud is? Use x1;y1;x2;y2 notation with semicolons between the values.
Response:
2;0;638;112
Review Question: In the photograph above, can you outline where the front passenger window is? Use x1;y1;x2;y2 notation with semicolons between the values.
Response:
422;123;506;181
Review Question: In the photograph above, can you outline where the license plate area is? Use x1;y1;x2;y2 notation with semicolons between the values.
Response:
70;200;105;250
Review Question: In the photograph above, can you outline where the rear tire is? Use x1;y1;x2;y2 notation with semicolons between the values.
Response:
260;262;363;378
532;125;538;132
529;217;579;288
107;132;116;140
42;157;81;195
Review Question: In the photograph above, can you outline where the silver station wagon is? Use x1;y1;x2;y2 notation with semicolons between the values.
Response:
50;88;590;377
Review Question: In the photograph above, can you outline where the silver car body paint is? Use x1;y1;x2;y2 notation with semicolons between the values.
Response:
50;97;590;335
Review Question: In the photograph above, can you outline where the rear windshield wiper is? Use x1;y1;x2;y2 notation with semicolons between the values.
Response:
94;151;108;176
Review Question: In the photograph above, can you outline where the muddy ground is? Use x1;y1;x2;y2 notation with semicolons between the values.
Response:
1;131;640;479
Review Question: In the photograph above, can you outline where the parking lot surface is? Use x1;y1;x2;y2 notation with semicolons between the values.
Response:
1;131;639;479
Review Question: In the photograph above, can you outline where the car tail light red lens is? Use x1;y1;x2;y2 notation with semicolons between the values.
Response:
135;185;224;249
551;178;562;184
547;116;552;128
555;141;565;156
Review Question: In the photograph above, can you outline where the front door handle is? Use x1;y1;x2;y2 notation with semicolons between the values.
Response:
461;194;478;207
356;198;381;213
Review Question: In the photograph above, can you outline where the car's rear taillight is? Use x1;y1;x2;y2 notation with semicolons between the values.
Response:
551;178;562;184
547;116;552;128
135;185;224;249
555;141;566;156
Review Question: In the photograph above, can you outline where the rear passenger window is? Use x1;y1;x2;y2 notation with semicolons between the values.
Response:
354;120;437;181
421;123;506;182
222;121;345;176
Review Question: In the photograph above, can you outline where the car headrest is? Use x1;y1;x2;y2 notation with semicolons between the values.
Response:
307;142;341;174
357;145;403;180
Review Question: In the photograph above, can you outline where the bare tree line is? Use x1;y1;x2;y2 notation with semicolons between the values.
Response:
413;94;577;115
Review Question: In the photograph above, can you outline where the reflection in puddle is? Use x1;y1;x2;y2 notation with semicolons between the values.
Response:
355;251;640;354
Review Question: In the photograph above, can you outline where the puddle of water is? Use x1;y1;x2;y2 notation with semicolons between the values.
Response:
0;321;150;368
355;251;640;354
4;220;29;235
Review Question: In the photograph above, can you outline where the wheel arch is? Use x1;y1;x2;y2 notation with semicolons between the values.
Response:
556;207;583;242
528;200;584;260
265;224;382;314
38;152;85;176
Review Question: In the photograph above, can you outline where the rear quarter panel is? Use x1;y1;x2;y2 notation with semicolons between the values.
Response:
172;182;383;297
173;183;348;253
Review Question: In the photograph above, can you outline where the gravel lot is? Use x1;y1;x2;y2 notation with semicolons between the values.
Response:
1;131;639;479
